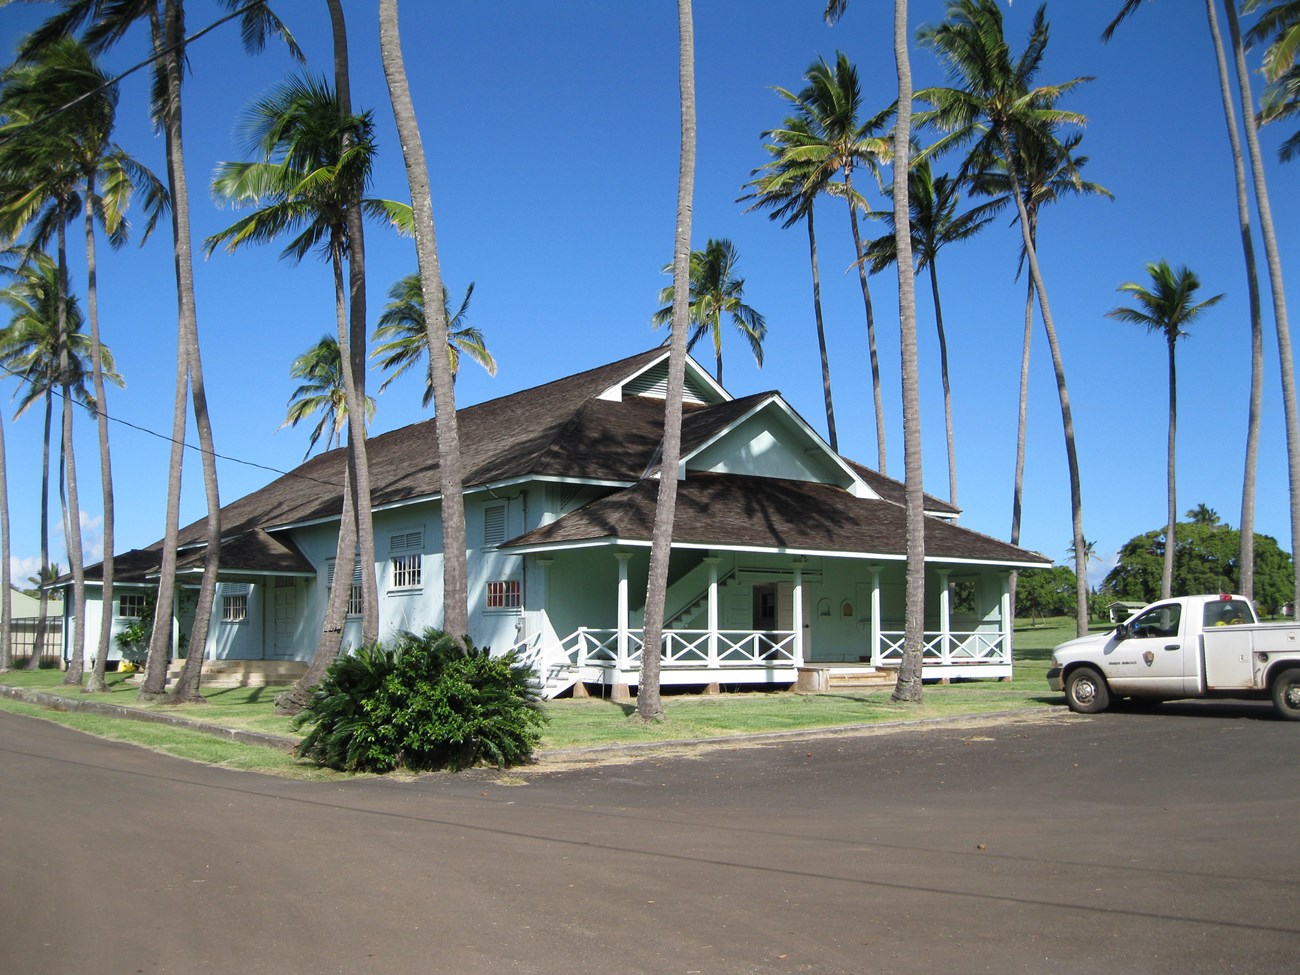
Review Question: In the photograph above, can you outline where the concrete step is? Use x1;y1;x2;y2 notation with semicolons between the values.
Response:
165;659;308;687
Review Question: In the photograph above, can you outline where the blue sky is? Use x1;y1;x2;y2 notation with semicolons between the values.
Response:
0;0;1295;588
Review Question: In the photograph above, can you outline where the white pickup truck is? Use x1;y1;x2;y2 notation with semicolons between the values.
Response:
1046;594;1300;720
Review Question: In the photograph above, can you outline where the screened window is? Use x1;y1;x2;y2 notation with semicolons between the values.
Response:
389;530;424;590
221;584;249;623
327;559;364;618
118;592;147;619
486;579;521;612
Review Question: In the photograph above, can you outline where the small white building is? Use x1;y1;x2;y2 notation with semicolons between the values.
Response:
66;348;1049;694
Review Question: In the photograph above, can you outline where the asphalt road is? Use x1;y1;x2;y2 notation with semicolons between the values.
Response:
1;701;1296;975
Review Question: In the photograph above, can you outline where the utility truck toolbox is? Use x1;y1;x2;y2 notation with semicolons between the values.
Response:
1047;594;1300;720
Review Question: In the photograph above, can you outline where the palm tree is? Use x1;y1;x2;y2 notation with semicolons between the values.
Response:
865;158;997;506
272;333;371;717
824;0;924;701
281;336;375;459
635;0;696;723
966;131;1110;614
22;0;299;702
0;258;120;673
1107;261;1223;601
1186;503;1222;527
771;53;892;472
207;73;406;651
0;36;165;692
1103;0;1269;608
915;0;1094;637
372;275;497;406
651;238;766;384
741;116;839;449
1244;0;1300;160
378;0;472;646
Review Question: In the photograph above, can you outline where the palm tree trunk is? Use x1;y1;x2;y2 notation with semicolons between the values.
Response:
999;132;1089;638
892;0;925;704
1162;338;1177;600
806;207;837;451
323;233;378;648
845;167;887;474
1009;274;1035;616
26;392;53;671
328;0;377;643
0;410;10;673
84;180;115;694
54;223;87;686
138;321;187;700
638;0;696;723
378;0;470;642
1224;0;1298;614
274;461;357;715
929;260;957;506
1205;0;1263;601
163;0;220;705
59;372;87;684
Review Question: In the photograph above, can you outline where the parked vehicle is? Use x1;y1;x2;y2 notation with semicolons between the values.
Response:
1047;594;1300;720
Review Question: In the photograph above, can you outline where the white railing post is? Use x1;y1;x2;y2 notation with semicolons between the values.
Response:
869;565;882;666
704;556;720;667
615;552;631;668
937;569;951;665
792;558;805;667
1000;571;1013;666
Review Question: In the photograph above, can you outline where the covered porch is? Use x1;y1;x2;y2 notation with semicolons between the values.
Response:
509;547;1018;698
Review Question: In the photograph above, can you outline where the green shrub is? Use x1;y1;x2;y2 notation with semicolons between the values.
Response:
293;629;546;773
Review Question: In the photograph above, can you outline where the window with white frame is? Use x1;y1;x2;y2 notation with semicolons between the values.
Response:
388;530;424;591
483;504;506;548
221;583;249;623
118;592;147;619
486;579;521;613
327;558;364;617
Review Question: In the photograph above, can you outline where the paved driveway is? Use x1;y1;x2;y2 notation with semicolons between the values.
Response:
1;702;1296;974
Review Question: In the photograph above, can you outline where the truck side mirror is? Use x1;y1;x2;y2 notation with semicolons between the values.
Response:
1114;622;1129;641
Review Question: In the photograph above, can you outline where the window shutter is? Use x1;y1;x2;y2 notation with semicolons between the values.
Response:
484;505;506;547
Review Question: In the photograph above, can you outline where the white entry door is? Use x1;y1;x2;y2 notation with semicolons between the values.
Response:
272;585;298;659
777;581;812;658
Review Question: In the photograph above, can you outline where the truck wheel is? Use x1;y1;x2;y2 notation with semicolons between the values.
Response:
1065;667;1110;714
1271;668;1300;721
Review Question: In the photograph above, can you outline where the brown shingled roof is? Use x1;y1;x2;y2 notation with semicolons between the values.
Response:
503;472;1048;565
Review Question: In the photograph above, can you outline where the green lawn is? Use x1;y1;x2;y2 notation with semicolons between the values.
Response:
0;617;1086;769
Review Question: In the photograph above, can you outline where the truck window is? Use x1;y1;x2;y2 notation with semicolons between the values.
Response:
1130;603;1181;639
1202;599;1253;627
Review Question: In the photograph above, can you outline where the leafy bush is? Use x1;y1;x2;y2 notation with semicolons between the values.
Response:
293;628;546;773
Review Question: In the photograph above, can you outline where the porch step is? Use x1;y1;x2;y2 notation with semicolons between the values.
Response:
827;671;898;690
166;660;308;687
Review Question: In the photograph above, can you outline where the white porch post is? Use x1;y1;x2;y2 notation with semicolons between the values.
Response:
172;586;181;661
792;558;805;667
1000;571;1013;665
938;569;952;664
615;552;631;668
869;564;882;666
704;556;720;667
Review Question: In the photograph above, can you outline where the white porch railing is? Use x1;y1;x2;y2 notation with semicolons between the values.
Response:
553;627;796;668
877;630;1009;666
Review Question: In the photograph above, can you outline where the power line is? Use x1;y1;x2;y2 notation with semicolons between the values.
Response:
0;359;344;490
0;1;270;149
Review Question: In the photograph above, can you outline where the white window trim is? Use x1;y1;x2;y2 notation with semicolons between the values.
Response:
388;529;424;593
221;584;250;624
485;578;522;615
117;592;147;620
